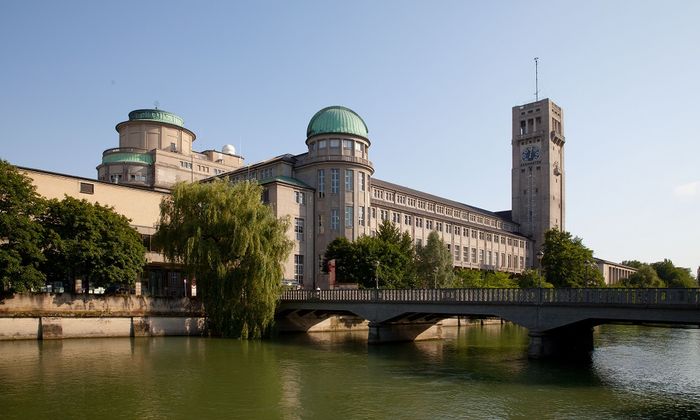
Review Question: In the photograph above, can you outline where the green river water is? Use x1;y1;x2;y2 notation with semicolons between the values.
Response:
1;324;699;419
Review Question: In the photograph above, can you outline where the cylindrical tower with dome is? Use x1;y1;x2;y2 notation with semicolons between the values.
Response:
294;106;374;288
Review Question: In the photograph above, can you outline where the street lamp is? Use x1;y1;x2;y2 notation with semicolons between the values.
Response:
374;260;380;290
536;250;544;287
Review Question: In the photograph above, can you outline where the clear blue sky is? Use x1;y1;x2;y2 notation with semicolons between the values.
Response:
1;1;698;273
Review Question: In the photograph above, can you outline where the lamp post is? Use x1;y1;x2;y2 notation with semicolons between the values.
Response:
536;250;544;287
374;260;380;290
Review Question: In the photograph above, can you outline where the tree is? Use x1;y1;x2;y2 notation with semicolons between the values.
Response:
541;228;605;288
0;160;46;293
153;181;292;338
323;220;416;288
619;264;663;288
621;260;644;269
651;259;696;288
516;269;553;288
40;196;146;288
415;231;454;288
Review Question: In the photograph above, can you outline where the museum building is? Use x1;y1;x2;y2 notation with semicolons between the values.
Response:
22;98;591;292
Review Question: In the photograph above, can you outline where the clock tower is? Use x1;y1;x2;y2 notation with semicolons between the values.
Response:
511;98;565;264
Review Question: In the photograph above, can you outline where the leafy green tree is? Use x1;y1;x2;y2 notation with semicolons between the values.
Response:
323;220;416;288
516;269;553;288
621;260;643;269
415;231;454;288
0;160;46;293
483;271;518;288
40;196;146;289
651;259;696;288
154;181;292;338
619;264;664;288
454;269;483;288
541;228;605;288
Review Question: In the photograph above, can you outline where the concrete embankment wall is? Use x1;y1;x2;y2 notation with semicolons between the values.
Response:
0;294;205;340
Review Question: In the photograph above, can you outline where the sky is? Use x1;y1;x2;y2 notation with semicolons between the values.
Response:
1;1;698;273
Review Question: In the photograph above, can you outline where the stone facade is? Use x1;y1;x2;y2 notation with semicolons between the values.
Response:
20;100;574;289
97;109;244;190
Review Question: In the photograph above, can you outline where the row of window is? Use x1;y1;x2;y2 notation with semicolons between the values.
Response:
372;207;525;248
447;244;525;269
308;138;367;158
317;169;367;196
371;187;514;232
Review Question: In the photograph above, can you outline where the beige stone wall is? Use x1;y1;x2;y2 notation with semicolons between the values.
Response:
24;168;166;232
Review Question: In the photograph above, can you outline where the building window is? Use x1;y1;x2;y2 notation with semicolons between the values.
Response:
359;172;366;192
380;209;388;221
330;139;340;148
358;207;365;226
318;169;325;197
404;214;412;225
501;253;506;267
471;230;477;239
494;252;499;267
109;174;122;184
294;255;304;282
416;238;422;247
393;212;401;224
488;251;492;266
455;245;460;261
261;188;270;203
345;169;354;191
319;140;327;149
471;248;477;264
426;220;433;230
463;228;469;237
331;208;339;231
343;139;353;151
295;218;304;241
295;191;306;205
79;182;94;194
345;206;353;228
454;226;461;236
479;249;484;264
416;217;423;228
479;231;485;240
446;224;452;234
331;169;339;194
520;257;525;268
463;247;469;261
436;222;443;232
371;207;377;219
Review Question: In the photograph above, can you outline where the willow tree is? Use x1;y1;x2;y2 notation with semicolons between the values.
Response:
154;180;292;338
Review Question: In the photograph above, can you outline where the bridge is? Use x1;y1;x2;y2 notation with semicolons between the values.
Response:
278;288;700;359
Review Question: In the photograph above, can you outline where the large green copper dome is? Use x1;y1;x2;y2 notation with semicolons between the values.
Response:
306;106;368;139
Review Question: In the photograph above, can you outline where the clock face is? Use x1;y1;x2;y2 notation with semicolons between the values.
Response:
521;146;541;162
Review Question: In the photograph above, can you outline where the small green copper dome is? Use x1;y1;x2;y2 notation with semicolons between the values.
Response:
128;109;184;127
306;106;368;139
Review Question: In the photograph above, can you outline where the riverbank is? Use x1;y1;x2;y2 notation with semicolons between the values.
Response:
0;293;205;340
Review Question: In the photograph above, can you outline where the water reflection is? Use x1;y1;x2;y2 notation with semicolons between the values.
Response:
1;324;699;419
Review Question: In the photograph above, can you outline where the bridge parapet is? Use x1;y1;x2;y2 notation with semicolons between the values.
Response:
281;288;700;307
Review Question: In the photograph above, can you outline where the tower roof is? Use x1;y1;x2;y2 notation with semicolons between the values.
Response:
128;109;185;127
306;106;368;139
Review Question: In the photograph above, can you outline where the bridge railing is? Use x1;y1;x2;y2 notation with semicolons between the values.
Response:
280;288;700;307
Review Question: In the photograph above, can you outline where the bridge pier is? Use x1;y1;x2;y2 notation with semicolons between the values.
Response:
528;325;594;360
368;321;443;344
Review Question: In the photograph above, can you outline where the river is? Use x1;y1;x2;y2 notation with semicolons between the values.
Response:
1;324;699;419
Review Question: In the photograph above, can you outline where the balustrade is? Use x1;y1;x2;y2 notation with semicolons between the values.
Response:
280;288;700;307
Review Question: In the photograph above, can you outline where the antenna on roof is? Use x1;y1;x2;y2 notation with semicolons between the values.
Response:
534;57;540;101
154;100;160;110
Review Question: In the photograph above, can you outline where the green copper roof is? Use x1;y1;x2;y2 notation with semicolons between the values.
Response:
259;175;312;189
306;106;368;139
102;152;154;165
128;109;184;127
